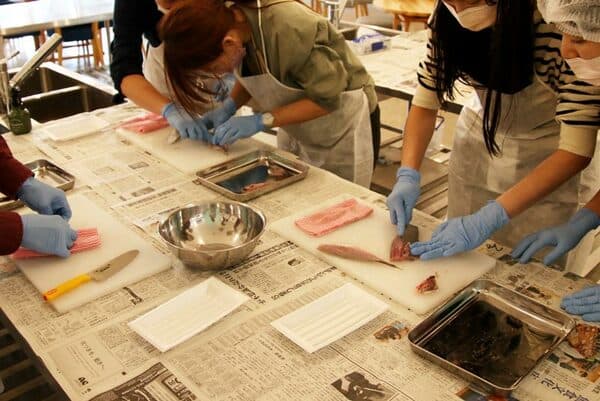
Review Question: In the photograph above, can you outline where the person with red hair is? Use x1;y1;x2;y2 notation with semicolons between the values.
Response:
159;0;381;187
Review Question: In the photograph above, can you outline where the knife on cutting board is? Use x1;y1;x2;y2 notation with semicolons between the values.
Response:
43;249;139;301
404;224;419;243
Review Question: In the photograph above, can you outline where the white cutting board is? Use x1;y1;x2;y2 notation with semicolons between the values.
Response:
271;195;497;315
14;194;171;313
117;126;267;174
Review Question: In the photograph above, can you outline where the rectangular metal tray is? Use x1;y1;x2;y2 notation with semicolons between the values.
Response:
195;150;309;202
408;279;575;396
0;159;75;211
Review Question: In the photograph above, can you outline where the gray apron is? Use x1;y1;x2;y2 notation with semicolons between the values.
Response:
447;76;593;249
234;0;374;187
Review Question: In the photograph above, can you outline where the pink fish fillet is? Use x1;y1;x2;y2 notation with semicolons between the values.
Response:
416;275;438;294
295;199;373;237
390;236;415;262
11;228;101;259
243;182;269;192
120;113;170;133
318;244;398;268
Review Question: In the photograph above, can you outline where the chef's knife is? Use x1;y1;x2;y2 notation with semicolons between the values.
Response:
404;224;419;243
43;249;139;301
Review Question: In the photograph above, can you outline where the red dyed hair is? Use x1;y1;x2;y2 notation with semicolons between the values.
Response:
159;0;237;113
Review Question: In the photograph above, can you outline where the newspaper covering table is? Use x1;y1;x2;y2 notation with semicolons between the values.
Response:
0;104;599;401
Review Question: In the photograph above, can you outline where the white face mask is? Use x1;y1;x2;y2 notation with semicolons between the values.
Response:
443;1;497;32
566;56;600;86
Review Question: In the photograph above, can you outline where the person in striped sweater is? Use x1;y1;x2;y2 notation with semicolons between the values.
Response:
509;0;600;322
386;0;600;261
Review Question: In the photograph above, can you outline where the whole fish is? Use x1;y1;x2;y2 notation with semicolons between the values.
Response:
317;244;400;269
390;235;415;262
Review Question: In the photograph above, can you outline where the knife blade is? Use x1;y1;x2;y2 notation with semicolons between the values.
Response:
43;249;139;301
403;224;419;243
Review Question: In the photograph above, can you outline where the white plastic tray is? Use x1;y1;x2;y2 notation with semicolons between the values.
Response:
271;283;389;353
128;277;248;352
43;114;110;141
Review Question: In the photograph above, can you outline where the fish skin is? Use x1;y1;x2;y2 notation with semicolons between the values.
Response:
416;275;438;294
390;235;415;262
317;244;400;268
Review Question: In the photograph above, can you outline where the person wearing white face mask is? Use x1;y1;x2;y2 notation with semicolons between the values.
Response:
508;0;600;322
158;0;381;187
387;0;600;262
111;0;232;141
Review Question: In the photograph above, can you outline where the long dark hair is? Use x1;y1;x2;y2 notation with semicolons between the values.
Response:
430;0;535;155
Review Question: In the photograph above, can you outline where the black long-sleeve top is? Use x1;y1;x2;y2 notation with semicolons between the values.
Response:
110;0;163;99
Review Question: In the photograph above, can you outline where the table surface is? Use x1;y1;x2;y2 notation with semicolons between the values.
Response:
0;104;598;401
0;0;114;36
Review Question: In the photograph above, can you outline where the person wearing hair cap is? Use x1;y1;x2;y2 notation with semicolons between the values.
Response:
512;0;600;322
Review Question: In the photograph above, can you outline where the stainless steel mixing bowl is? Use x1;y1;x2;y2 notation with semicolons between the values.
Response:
158;201;266;270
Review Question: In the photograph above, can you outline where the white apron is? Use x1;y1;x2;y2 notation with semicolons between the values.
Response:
447;76;595;249
234;2;374;187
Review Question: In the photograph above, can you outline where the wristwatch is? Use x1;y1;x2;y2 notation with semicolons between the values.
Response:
261;112;275;129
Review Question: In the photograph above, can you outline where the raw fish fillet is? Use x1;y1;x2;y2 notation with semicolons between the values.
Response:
416;275;438;294
243;182;269;192
318;244;398;268
11;228;101;259
268;165;287;180
390;235;415;262
295;199;373;237
120;113;170;133
567;324;599;358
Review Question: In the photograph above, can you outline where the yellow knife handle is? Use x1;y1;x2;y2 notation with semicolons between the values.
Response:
43;274;92;301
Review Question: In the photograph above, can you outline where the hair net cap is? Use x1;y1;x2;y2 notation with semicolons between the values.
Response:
538;0;600;42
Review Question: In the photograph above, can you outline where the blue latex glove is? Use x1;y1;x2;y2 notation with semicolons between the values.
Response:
212;114;264;146
21;214;78;258
561;285;600;322
16;177;72;220
201;97;237;130
386;167;421;235
411;200;509;260
511;208;600;265
162;102;210;141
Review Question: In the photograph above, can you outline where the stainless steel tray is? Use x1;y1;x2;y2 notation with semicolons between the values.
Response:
408;279;575;396
195;150;309;202
0;159;75;211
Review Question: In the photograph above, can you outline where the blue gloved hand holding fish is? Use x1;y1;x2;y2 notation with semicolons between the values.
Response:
212;114;263;146
387;167;420;236
201;97;237;130
17;177;72;220
411;201;509;260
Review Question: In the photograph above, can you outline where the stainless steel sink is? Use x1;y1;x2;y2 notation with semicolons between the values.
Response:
8;63;116;123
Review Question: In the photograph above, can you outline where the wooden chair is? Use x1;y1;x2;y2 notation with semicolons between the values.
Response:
48;22;104;68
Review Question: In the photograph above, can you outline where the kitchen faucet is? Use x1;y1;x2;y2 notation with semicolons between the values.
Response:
0;33;62;115
323;0;348;29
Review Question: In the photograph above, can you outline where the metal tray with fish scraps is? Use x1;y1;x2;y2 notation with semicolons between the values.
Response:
0;159;75;211
408;279;575;397
195;150;309;201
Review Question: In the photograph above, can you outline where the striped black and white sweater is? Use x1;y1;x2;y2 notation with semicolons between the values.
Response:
412;10;600;157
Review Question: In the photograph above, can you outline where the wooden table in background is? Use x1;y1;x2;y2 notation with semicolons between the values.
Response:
375;0;435;30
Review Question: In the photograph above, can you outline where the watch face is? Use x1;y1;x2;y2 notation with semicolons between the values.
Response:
263;113;274;127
